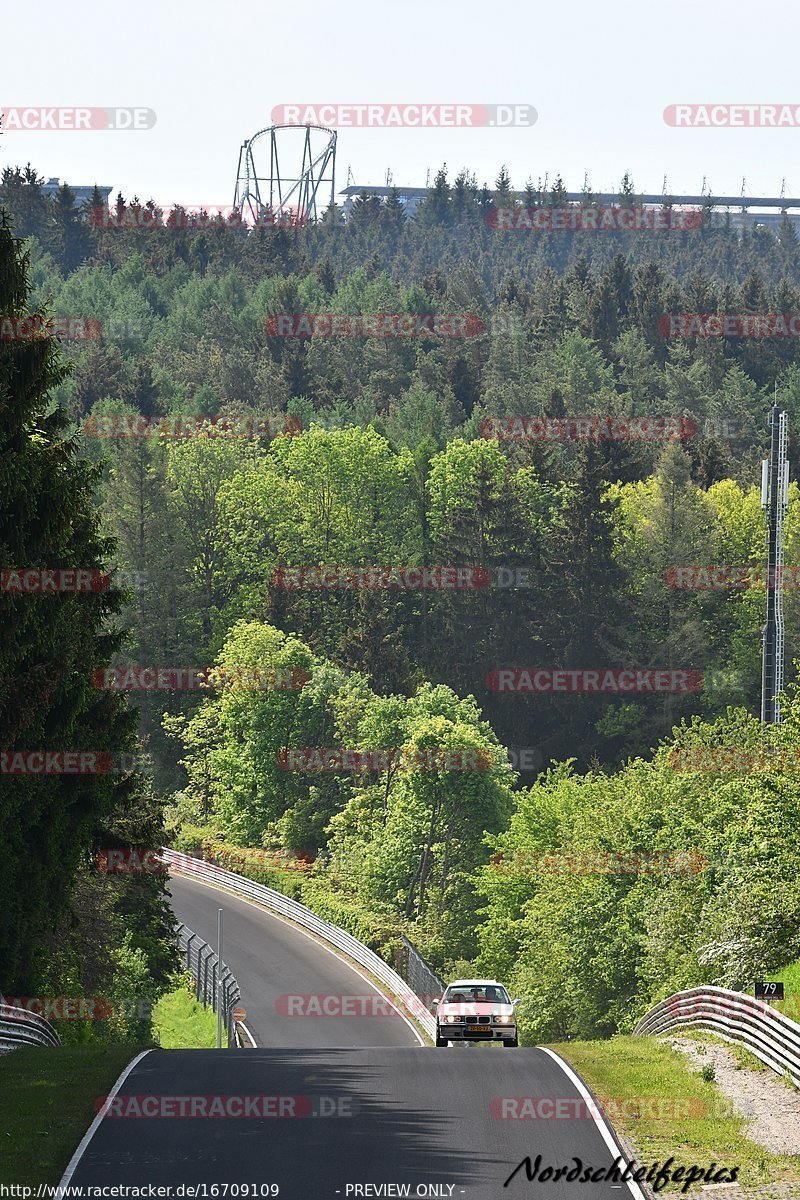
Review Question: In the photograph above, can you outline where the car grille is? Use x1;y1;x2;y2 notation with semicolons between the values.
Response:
444;1013;513;1025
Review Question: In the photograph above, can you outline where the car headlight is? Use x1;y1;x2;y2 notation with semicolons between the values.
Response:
496;1015;512;1024
444;1014;460;1024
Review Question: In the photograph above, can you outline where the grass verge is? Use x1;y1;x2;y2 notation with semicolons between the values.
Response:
551;1034;800;1191
152;974;227;1049
775;960;800;1023
0;1042;150;1186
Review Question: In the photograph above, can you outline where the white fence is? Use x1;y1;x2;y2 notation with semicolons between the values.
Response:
0;1001;60;1050
164;850;437;1040
634;986;800;1086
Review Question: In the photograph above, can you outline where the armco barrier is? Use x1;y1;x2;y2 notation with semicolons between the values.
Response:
164;849;437;1040
399;933;446;1005
0;1000;61;1050
175;921;241;1048
634;986;800;1086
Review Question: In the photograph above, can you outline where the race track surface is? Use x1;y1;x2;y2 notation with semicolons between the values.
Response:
68;1045;642;1198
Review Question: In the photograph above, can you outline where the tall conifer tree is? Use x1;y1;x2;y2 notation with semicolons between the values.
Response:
0;217;139;987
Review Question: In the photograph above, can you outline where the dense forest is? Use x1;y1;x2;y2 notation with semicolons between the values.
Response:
3;162;800;1043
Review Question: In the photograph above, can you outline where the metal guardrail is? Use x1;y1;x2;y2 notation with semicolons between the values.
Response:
175;921;241;1048
634;986;800;1087
399;934;445;1014
0;1001;61;1050
165;849;438;1040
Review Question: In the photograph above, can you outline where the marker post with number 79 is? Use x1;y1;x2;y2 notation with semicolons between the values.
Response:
755;981;785;1002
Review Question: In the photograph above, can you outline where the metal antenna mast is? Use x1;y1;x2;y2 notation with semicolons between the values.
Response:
761;402;790;723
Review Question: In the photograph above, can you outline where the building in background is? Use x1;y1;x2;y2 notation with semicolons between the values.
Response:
40;178;113;206
338;184;800;229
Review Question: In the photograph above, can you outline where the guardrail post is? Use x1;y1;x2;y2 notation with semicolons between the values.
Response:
196;944;204;1001
199;945;211;1003
184;931;197;979
216;908;223;1049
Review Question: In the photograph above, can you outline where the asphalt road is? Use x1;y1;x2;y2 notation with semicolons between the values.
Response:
67;1046;646;1198
167;872;421;1048
63;872;647;1196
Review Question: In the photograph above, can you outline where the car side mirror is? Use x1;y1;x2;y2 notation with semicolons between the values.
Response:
432;997;441;1007
511;998;522;1006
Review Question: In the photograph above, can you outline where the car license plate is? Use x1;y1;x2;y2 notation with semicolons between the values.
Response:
467;1024;487;1033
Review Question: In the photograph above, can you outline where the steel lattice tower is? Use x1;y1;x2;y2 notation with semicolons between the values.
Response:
760;404;790;723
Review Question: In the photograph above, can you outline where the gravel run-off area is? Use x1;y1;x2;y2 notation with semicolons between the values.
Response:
655;1033;800;1198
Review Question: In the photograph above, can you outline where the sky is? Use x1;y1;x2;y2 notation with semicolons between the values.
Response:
2;0;799;210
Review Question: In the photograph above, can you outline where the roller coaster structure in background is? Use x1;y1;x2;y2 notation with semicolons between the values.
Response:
233;124;337;224
233;123;800;230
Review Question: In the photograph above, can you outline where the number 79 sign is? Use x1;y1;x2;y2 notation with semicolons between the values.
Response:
755;982;785;1001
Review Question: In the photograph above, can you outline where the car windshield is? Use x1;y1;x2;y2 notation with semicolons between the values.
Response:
444;985;510;1005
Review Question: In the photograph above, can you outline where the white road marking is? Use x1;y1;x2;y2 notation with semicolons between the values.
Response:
538;1046;650;1199
58;1049;153;1186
